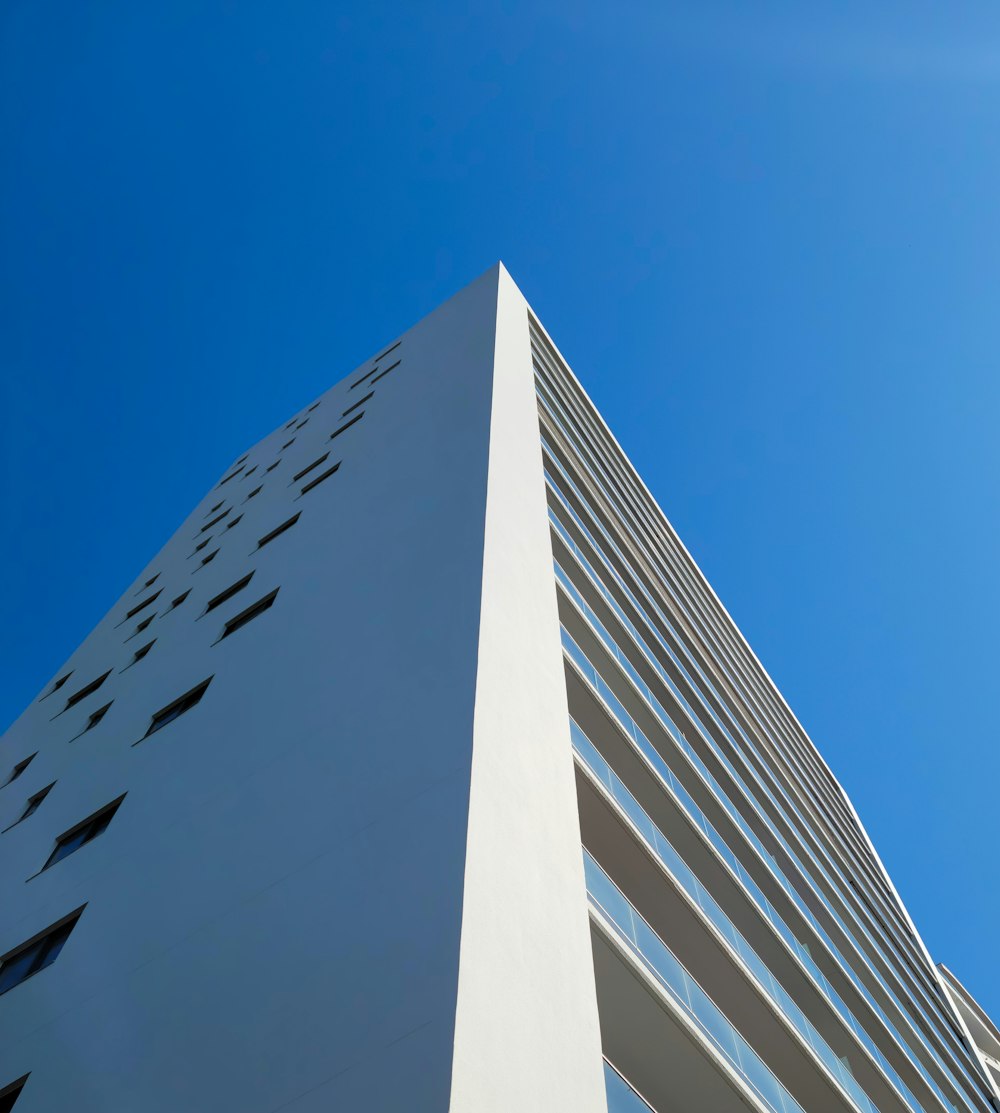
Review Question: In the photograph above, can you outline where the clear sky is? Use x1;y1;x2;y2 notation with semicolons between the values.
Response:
3;3;999;1017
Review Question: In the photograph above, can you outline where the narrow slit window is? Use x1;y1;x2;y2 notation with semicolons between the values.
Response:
307;401;321;412
342;391;372;417
86;702;112;731
330;412;364;440
257;513;300;549
132;641;155;663
301;462;340;496
206;572;254;613
169;590;190;610
20;784;54;822
140;573;160;590
371;359;400;384
220;589;279;640
281;439;295;450
142;677;213;739
266;460;281;473
42;672;73;700
226;515;243;530
206;500;224;516
200;549;219;567
374;339;401;362
4;755;35;787
243;465;257;478
200;509;230;533
0;909;84;996
295;418;308;430
292;452;329;483
0;1074;29;1111
134;614;155;634
217;464;245;486
245;485;263;501
124;591;161;621
285;419;296;429
42;797;125;872
193;537;211;553
65;671;111;710
349;366;378;390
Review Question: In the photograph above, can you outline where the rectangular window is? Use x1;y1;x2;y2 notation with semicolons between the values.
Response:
330;412;364;440
42;797;125;872
0;1074;29;1111
217;464;245;486
342;391;372;417
206;572;254;613
86;702;112;731
65;671;111;710
200;509;230;532
221;589;279;640
4;754;35;787
0;909;84;996
371;359;400;384
292;452;329;483
257;513;300;549
301;462;340;496
141;677;213;739
124;591;161;621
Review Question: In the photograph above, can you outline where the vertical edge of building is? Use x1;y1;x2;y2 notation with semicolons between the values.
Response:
448;265;607;1113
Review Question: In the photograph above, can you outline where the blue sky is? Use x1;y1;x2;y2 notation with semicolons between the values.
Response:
3;3;999;1016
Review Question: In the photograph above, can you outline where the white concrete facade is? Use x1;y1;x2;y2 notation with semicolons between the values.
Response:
0;264;995;1113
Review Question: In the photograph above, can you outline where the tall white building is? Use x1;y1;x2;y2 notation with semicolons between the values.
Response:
0;264;996;1113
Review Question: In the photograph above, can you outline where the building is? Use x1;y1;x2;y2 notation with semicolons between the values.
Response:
0;263;996;1113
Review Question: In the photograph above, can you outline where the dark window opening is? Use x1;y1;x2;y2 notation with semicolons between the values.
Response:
285;419;296;429
371;359;400;384
65;671;111;710
200;550;219;567
265;460;281;473
142;678;213;739
292;452;329;483
193;538;212;553
4;755;35;787
0;910;84;996
0;1074;29;1111
257;513;300;549
200;509;230;533
330;412;364;440
20;784;54;822
134;614;155;634
221;589;279;640
301;463;340;496
349;366;378;390
307;401;321;412
226;515;243;530
170;590;191;610
139;573;160;591
86;702;112;731
43;797;125;872
206;500;224;516
281;439;295;450
245;486;263;501
342;391;372;417
374;339;401;362
295;418;308;430
124;591;161;621
206;572;254;613
217;464;245;486
42;672;73;700
132;641;155;663
243;465;258;478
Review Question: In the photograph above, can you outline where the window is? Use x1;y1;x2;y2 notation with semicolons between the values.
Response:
132;641;155;663
292;452;329;483
301;462;340;496
257;513;300;549
375;339;401;362
217;464;245;486
42;672;72;700
141;677;213;739
371;358;400;384
220;589;278;640
134;614;155;634
226;515;243;530
0;1074;28;1111
330;412;364;440
42;797;125;872
123;591;161;621
199;549;219;567
349;365;378;390
307;400;321;412
86;702;112;731
64;671;111;710
140;573;160;590
169;590;190;610
20;784;54;822
281;439;295;451
193;537;211;553
200;508;230;532
0;910;84;996
206;572;254;613
295;418;308;430
243;465;258;478
265;460;281;473
245;485;262;501
342;391;372;417
206;500;224;516
5;755;35;787
285;419;296;429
